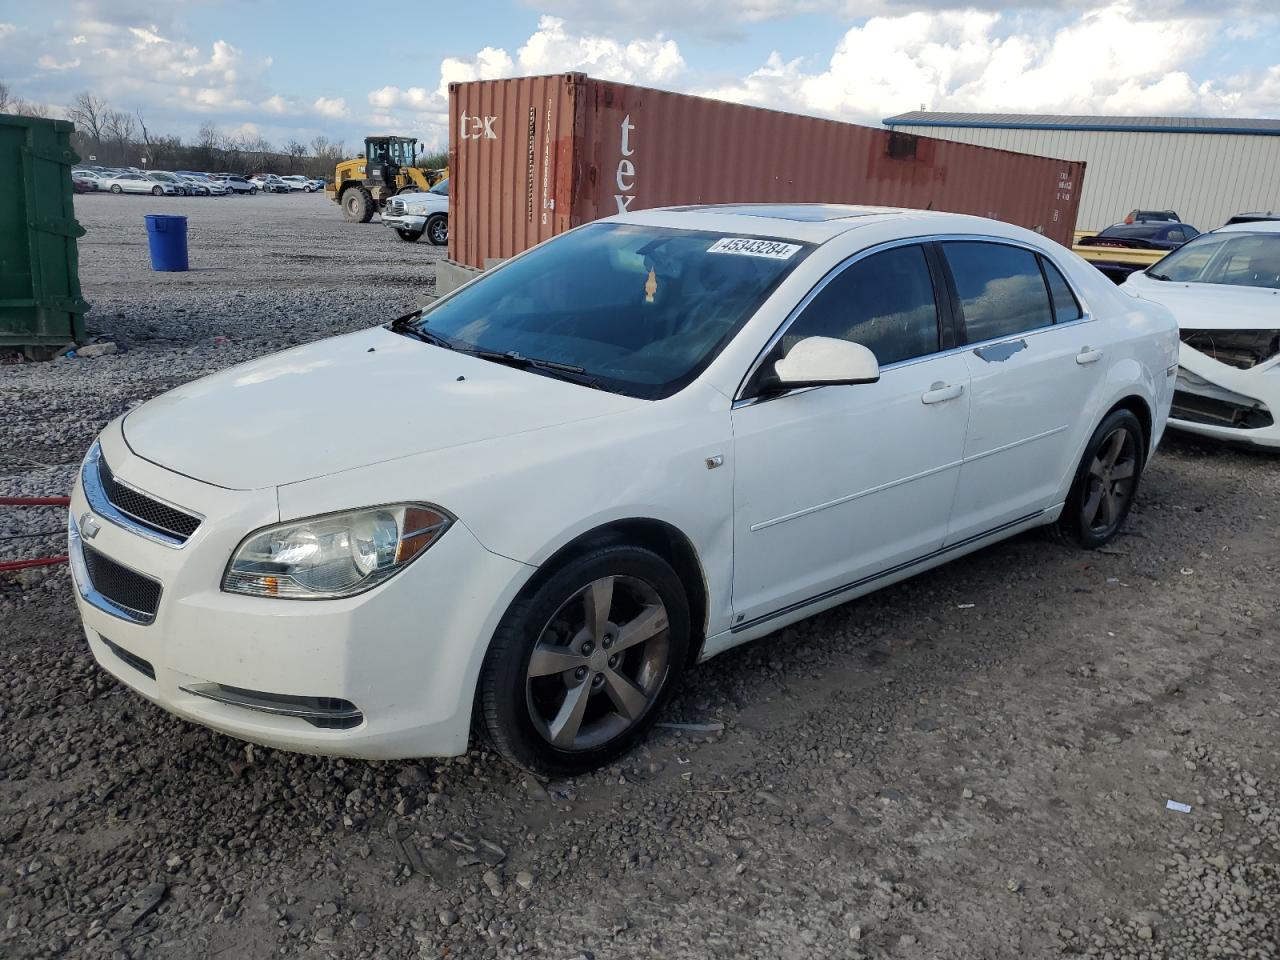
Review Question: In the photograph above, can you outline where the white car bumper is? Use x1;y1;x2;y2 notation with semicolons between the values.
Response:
69;425;532;759
382;212;428;232
1170;343;1280;448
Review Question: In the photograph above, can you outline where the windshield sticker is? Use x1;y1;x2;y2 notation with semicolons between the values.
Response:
645;267;658;303
707;237;802;260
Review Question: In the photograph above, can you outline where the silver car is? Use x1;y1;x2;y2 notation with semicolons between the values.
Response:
103;173;178;196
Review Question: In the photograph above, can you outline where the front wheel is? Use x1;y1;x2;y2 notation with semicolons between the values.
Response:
1053;408;1145;549
151;186;163;196
426;213;448;246
111;184;122;194
478;544;690;776
395;227;423;242
249;187;258;195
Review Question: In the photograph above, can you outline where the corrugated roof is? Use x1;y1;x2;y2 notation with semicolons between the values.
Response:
882;111;1280;136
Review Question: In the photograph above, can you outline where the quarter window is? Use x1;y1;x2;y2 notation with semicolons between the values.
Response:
779;244;940;366
942;242;1055;343
1040;257;1082;322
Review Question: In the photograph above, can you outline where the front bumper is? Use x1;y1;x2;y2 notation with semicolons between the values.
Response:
69;424;533;759
1169;344;1280;448
382;212;428;231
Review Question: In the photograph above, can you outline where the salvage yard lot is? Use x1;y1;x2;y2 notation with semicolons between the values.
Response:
2;195;1278;959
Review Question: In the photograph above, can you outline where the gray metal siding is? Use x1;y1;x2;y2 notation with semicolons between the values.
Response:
884;124;1280;231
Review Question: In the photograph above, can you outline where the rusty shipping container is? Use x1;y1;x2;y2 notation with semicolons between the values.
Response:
447;73;1085;271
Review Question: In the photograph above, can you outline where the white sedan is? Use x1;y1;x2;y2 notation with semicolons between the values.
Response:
382;178;448;244
280;175;323;193
1123;221;1280;448
102;173;179;196
68;205;1177;774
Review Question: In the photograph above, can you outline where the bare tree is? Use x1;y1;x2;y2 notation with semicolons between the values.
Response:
0;82;52;119
67;92;109;144
285;138;306;172
0;82;13;113
104;110;137;162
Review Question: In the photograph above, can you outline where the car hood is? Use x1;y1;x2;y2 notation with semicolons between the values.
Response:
123;326;641;490
1125;276;1280;330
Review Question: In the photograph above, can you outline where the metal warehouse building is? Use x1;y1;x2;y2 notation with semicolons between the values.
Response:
883;112;1280;232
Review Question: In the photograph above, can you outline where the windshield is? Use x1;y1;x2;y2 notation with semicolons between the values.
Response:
1151;232;1280;289
429;179;449;196
412;223;810;399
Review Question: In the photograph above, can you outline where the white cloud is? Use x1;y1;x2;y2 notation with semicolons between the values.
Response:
312;96;348;118
703;2;1275;123
37;55;82;71
368;16;686;148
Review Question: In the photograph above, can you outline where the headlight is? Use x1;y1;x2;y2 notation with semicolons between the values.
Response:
222;503;452;600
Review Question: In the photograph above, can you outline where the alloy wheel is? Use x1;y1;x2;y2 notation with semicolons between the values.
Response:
1082;427;1138;535
429;217;448;244
526;575;670;751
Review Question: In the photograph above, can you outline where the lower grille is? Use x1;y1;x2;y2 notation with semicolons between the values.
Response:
81;544;162;623
180;683;363;729
1172;390;1274;430
99;635;156;680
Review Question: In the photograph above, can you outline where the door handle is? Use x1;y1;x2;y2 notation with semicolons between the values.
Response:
1076;347;1103;365
921;382;964;404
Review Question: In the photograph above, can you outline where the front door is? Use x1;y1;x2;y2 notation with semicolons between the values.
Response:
730;243;970;630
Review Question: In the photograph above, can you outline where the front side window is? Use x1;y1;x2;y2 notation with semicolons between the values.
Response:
943;242;1055;343
429;179;449;197
413;223;810;399
1152;232;1280;290
778;244;940;367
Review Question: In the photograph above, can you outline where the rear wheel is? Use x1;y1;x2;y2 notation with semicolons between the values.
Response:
479;544;690;775
249;187;258;195
110;184;122;194
151;186;163;196
342;187;374;223
426;213;448;246
395;228;423;242
1053;408;1145;548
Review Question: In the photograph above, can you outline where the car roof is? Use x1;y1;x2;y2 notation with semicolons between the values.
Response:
610;203;1045;245
1216;220;1280;235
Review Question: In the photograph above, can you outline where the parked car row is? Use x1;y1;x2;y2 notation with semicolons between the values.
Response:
72;166;325;197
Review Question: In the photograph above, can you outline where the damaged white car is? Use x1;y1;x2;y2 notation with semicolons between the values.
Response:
1124;221;1280;448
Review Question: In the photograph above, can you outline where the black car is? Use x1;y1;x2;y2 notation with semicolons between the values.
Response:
1079;221;1200;251
1224;211;1280;225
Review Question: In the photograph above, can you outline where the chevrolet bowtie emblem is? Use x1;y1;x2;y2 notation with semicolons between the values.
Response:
79;513;101;540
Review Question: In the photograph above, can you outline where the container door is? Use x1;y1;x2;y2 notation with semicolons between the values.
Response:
729;243;970;629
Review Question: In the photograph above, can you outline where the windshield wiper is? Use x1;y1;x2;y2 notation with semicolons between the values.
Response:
1148;272;1173;281
388;311;462;351
469;349;603;389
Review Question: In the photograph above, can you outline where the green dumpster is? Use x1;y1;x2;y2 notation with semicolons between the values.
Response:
0;113;89;358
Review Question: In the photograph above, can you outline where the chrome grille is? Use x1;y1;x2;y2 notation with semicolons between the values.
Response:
81;544;162;624
387;197;406;216
97;454;201;543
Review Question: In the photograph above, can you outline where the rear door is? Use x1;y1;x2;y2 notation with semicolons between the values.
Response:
940;240;1106;543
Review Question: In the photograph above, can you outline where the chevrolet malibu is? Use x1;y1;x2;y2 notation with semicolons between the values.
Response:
69;205;1178;774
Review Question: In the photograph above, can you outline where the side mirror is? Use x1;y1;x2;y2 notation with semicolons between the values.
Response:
770;336;880;390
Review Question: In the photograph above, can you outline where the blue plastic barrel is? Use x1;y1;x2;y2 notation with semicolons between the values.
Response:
144;214;189;271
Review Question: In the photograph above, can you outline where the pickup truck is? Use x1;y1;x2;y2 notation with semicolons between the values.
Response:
380;179;449;245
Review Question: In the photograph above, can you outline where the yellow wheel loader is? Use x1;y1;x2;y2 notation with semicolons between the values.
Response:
327;135;447;222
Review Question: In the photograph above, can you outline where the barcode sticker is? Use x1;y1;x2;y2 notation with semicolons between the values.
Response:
707;238;801;260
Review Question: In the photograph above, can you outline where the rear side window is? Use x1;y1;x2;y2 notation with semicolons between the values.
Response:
942;242;1054;343
781;244;940;366
1040;257;1082;322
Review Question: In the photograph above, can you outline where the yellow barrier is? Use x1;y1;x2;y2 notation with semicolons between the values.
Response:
1070;243;1166;268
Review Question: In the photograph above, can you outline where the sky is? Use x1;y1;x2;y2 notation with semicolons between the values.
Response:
2;0;1279;155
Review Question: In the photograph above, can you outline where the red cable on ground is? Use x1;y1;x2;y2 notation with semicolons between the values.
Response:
0;555;68;572
0;497;72;570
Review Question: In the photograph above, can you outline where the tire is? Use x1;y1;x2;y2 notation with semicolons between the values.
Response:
342;186;374;223
151;186;163;196
304;185;313;193
1052;408;1145;549
395;227;424;242
110;184;122;194
426;213;448;246
249;187;258;195
479;544;690;776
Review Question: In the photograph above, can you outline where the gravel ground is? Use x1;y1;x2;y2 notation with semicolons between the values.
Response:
2;194;1278;959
